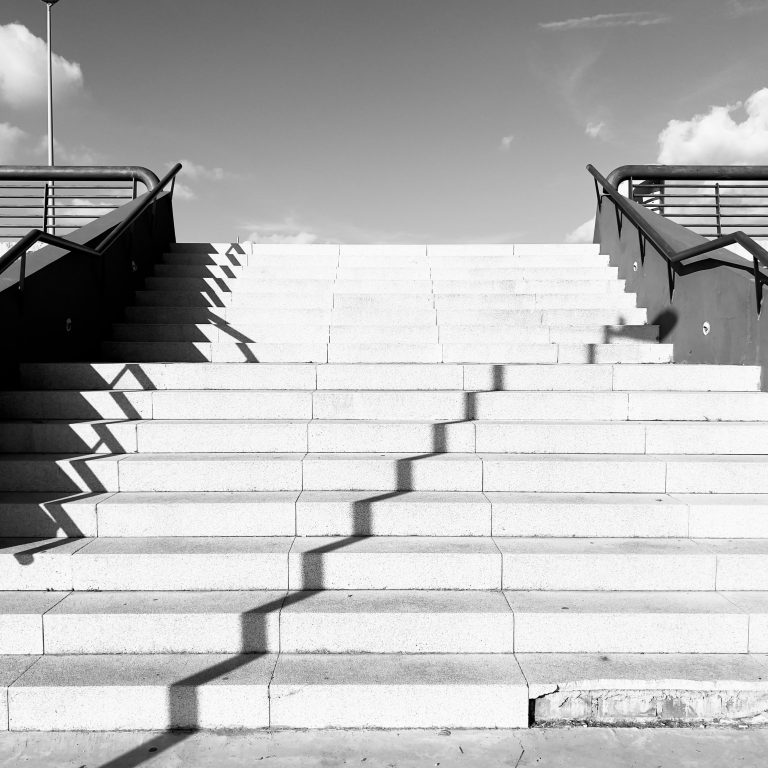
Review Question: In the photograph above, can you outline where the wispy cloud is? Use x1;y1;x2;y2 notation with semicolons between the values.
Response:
173;182;197;202
726;0;768;17
179;159;230;182
585;120;609;140
245;216;322;244
35;137;99;165
566;217;596;244
540;12;670;31
0;23;83;109
499;134;515;151
0;123;26;163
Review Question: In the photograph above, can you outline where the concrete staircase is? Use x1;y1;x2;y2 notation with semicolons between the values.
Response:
1;242;768;730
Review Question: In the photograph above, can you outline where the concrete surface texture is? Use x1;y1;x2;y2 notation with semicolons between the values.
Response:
1;728;767;767
6;242;768;731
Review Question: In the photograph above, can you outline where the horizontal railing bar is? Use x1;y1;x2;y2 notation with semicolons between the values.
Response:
659;214;768;219
0;195;130;201
0;185;134;191
635;183;768;190
645;203;768;209
0;215;105;220
639;194;768;200
0;204;120;210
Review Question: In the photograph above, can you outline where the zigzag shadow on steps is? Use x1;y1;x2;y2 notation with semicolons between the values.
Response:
3;363;162;560
91;380;490;767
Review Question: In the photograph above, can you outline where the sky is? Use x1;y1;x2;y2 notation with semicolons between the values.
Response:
2;0;768;244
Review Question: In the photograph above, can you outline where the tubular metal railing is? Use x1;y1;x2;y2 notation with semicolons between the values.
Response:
0;164;181;287
0;166;160;239
608;165;768;240
588;164;768;312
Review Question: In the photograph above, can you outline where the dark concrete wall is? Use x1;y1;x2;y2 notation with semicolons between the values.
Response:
0;192;174;381
595;197;768;380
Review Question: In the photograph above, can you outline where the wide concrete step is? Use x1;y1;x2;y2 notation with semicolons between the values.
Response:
4;418;753;456
111;322;663;348
521;652;768;726
98;341;671;364
506;591;751;653
28;490;490;538
131;289;637;311
8;389;768;422
483;454;768;493
4;536;768;590
143;276;627;296
32;586;759;656
6;652;527;730
37;590;515;655
18;362;760;393
122;305;649;326
5;490;768;539
156;268;618;287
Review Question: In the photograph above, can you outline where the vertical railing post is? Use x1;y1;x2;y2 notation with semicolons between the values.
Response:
42;183;50;234
715;183;722;237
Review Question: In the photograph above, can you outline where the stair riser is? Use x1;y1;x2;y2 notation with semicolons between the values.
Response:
6;547;768;591
21;363;757;392
8;683;271;731
98;342;672;364
39;612;514;655
9;455;768;494
156;267;619;282
122;307;649;325
8;391;766;422
512;614;747;653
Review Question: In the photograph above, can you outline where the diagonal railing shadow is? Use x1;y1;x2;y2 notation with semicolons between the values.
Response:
92;371;496;768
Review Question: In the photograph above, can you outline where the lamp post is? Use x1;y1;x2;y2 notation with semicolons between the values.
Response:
41;0;60;232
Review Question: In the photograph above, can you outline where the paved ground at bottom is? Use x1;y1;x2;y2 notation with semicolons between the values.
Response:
2;728;768;768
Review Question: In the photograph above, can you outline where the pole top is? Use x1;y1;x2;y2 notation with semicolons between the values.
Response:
41;1;61;5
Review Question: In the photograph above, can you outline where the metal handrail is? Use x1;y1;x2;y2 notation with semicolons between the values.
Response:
0;163;181;281
587;164;768;311
608;165;768;239
0;166;159;188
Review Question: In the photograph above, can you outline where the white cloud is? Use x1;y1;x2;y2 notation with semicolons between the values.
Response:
658;87;768;164
34;136;99;165
0;123;26;162
540;12;669;31
566;217;596;244
246;217;320;244
585;120;609;140
173;182;197;201
0;23;83;109
499;134;515;151
179;159;228;182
